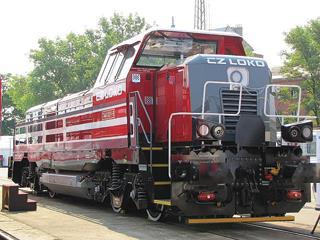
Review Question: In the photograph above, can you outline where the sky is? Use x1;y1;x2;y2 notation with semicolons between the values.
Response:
1;0;319;75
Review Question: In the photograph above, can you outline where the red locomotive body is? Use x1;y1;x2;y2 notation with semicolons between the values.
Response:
10;28;320;222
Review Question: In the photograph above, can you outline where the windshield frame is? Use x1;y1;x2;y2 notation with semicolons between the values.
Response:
135;31;218;68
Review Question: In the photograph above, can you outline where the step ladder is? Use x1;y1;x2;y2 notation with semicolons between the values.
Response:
142;147;172;205
2;183;37;211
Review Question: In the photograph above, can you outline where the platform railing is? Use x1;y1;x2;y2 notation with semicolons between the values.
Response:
168;81;243;178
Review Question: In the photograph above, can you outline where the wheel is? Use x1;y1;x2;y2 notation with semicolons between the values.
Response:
30;176;41;195
146;204;165;221
48;189;57;198
20;167;29;187
30;183;38;195
111;194;124;213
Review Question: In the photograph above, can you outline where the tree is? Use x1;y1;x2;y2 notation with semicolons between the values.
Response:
29;13;151;98
1;74;24;135
5;13;151;134
281;18;320;126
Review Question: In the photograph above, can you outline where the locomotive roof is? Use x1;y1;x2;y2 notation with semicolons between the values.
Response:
110;27;242;52
26;28;243;114
183;54;267;65
26;90;89;113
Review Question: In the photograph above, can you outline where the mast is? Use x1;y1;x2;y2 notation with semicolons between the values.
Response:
0;75;2;136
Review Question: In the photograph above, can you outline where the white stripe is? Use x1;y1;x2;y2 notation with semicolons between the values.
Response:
66;116;127;132
66;135;127;143
26;132;43;137
43;128;63;135
66;102;126;119
33;104;127;135
15;134;26;138
16;103;127;140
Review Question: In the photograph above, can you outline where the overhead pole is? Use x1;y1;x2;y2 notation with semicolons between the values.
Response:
194;0;207;30
0;75;2;136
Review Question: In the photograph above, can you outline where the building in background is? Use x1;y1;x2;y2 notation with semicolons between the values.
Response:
0;136;13;167
213;25;243;36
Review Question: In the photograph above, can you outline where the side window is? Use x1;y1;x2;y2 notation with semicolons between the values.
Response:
100;54;116;85
107;52;125;83
117;46;136;80
20;127;26;134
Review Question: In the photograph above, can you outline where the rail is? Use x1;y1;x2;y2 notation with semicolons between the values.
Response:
129;91;153;167
168;81;243;178
264;84;317;122
25;98;93;123
0;229;19;240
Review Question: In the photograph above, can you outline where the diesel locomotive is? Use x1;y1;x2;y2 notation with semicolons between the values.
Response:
10;28;320;223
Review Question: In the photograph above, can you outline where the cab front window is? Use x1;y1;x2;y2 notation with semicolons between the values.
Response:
136;31;217;67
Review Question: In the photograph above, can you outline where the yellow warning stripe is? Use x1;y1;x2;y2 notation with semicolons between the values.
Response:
186;215;295;224
151;164;168;168
154;181;171;186
153;199;172;206
141;147;163;151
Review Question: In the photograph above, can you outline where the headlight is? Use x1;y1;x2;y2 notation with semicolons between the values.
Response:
230;70;243;83
227;67;249;87
301;125;312;140
281;120;313;143
211;124;225;139
197;124;210;137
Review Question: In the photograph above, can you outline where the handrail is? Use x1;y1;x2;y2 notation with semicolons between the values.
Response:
129;91;153;167
168;81;243;178
168;83;318;178
201;81;243;118
25;101;93;122
264;84;317;121
137;118;151;144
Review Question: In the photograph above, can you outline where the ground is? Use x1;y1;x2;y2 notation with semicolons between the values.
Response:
0;168;320;240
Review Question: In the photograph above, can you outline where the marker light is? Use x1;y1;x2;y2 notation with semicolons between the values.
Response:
197;192;216;202
289;126;300;139
211;124;225;139
286;190;302;201
281;120;313;143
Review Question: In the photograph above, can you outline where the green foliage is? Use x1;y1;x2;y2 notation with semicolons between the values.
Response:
276;87;300;124
3;13;151;134
281;18;320;126
1;74;24;135
29;13;150;98
244;45;254;57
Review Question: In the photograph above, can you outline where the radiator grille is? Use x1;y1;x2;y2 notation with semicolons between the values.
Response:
221;89;258;131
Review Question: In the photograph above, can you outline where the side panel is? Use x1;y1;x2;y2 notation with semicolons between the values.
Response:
14;80;131;170
155;66;192;143
127;68;155;134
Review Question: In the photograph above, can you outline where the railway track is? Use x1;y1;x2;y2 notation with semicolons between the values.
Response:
243;223;320;240
0;229;19;240
168;217;320;240
4;189;320;240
